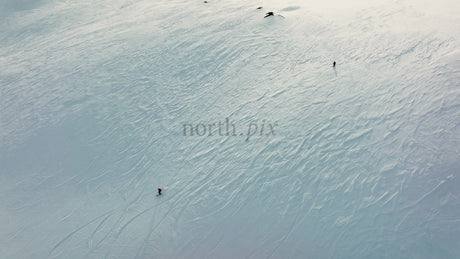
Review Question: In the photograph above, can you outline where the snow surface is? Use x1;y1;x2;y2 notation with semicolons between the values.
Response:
1;0;460;258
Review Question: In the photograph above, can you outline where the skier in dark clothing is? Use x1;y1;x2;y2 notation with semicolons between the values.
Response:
264;12;274;18
158;188;162;195
333;61;336;67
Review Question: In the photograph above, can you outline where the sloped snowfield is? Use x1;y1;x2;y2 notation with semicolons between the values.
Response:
1;0;459;258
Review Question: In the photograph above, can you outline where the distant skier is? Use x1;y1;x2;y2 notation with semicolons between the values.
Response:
264;12;274;18
158;188;162;196
333;61;336;67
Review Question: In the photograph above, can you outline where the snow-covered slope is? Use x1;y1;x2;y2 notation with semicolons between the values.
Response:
1;0;459;258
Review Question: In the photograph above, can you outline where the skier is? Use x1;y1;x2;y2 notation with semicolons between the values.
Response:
333;61;336;67
158;188;162;196
264;12;274;18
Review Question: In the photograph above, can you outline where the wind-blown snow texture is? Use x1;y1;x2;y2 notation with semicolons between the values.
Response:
1;0;460;258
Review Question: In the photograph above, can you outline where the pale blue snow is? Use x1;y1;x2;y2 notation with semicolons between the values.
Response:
1;0;459;258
